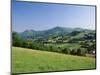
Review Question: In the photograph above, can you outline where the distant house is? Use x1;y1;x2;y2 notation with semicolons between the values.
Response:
93;50;96;54
89;50;95;55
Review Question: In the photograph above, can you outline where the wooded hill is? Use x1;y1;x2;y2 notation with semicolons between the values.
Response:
12;27;96;56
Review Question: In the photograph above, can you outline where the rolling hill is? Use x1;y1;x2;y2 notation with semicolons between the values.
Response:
12;47;96;74
18;26;94;40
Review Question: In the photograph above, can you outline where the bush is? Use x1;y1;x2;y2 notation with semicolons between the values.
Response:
70;49;77;55
76;48;87;56
62;48;70;54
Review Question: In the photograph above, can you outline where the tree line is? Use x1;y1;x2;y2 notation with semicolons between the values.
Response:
12;32;96;56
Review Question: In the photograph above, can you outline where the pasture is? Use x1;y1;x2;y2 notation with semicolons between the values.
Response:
12;47;96;74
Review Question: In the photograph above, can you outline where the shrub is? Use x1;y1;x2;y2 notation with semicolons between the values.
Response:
62;48;70;54
70;49;77;55
76;48;87;56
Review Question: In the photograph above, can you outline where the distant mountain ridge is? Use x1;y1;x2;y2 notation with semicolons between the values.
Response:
17;26;94;39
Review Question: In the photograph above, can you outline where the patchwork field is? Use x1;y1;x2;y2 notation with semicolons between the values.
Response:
12;47;96;74
44;43;80;49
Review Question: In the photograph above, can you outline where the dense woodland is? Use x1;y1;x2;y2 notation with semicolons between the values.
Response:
12;27;96;56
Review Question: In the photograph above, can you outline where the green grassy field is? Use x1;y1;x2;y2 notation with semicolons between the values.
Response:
12;47;96;74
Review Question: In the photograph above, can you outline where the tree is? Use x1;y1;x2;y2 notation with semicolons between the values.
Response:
70;49;77;55
76;48;86;56
62;48;70;54
80;40;96;54
12;32;22;46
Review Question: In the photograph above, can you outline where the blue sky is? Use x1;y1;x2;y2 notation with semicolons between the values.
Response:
12;0;95;32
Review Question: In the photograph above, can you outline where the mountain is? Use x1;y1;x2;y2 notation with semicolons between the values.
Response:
18;26;94;40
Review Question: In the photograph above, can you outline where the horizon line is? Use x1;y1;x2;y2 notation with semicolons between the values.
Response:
12;26;95;33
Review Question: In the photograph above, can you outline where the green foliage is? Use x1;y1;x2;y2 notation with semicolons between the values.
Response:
76;48;87;56
80;40;96;54
68;31;81;36
12;32;22;46
62;48;71;54
12;29;96;56
70;49;77;55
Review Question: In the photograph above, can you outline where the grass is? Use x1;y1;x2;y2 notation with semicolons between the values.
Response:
12;47;96;74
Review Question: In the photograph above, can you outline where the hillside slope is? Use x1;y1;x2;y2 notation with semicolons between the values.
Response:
19;27;94;39
12;47;96;74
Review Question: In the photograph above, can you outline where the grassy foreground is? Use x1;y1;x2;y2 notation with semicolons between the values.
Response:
12;47;96;73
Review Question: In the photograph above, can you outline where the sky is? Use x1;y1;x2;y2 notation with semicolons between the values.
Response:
12;0;96;32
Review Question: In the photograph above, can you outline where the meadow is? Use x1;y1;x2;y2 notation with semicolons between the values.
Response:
12;47;96;74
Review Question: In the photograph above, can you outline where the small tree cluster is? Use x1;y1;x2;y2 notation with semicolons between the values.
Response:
61;48;87;56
